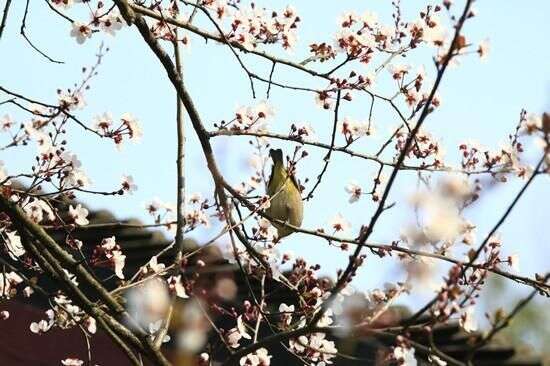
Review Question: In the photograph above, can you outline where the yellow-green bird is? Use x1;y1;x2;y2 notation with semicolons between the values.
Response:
266;149;304;238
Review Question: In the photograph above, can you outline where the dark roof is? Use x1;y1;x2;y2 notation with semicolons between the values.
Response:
0;300;134;366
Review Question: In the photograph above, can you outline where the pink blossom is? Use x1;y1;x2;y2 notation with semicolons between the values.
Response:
0;114;13;131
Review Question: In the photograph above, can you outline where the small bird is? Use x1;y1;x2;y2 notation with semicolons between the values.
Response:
266;149;304;238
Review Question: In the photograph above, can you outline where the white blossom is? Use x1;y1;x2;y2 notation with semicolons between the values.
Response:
316;309;334;327
237;315;252;340
145;256;166;274
279;303;294;326
429;354;448;366
226;327;243;348
100;12;124;36
341;117;371;139
121;113;143;141
69;204;89;226
93;112;113;132
121;175;138;194
188;193;203;204
23;286;34;297
345;180;362;203
85;317;97;334
460;306;478;333
30;319;53;334
5;231;25;259
61;358;84;366
508;253;520;272
328;213;351;232
101;236;117;250
0;272;23;298
23;198;55;223
388;63;411;79
0;161;7;184
126;278;171;332
167;275;188;298
63;168;92;188
145;198;163;215
478;38;490;61
394;346;417;366
112;250;126;279
361;11;378;27
240;347;271;366
70;22;92;44
257;218;278;241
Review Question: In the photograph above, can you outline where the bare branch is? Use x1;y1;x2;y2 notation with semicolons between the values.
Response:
0;0;12;40
20;0;64;64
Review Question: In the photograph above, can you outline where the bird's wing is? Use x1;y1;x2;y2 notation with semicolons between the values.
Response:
267;164;276;195
289;173;301;194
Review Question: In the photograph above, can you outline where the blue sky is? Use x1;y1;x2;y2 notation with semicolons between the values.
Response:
1;0;549;335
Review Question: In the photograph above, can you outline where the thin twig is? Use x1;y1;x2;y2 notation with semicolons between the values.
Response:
20;0;64;64
305;90;341;200
0;0;13;40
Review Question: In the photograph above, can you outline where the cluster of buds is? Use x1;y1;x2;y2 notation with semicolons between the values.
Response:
338;70;377;94
395;129;444;167
308;42;336;63
458;139;532;179
286;258;327;311
289;122;315;141
432;246;495;332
